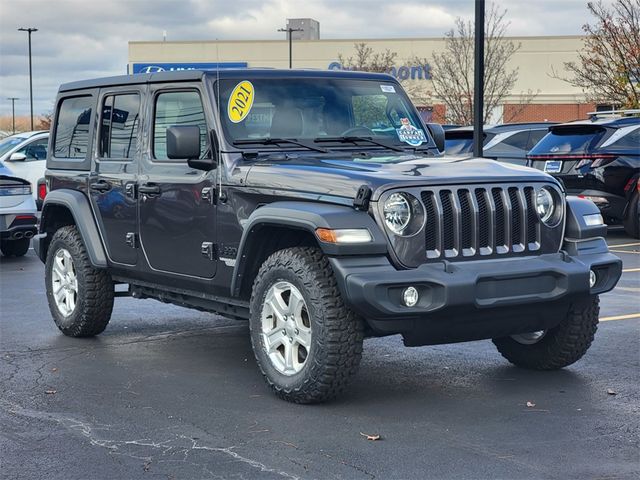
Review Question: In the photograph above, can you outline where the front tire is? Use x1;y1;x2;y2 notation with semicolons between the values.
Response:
493;296;599;370
45;226;114;337
249;247;364;403
1;238;30;257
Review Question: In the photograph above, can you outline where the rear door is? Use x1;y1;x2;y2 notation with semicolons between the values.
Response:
88;87;143;266
138;84;217;279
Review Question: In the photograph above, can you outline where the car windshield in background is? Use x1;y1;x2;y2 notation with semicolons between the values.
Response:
445;137;474;155
529;126;606;155
216;78;430;151
0;137;26;157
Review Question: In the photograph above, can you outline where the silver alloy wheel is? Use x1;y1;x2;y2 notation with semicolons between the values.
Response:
261;281;311;376
51;248;78;317
511;330;547;345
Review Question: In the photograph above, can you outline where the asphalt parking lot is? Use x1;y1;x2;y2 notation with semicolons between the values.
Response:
1;230;638;480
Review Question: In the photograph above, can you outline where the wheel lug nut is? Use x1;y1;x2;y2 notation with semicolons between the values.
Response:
289;337;293;343
282;329;286;335
294;329;299;335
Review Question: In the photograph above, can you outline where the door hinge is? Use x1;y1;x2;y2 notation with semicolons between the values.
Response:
201;186;216;204
201;242;216;260
353;184;372;211
125;232;138;248
125;183;137;199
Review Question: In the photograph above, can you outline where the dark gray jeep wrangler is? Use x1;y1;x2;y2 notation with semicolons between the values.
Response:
35;69;622;403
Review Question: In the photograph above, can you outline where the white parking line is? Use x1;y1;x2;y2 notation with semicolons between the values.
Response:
600;313;640;322
610;249;640;254
609;242;640;248
622;267;640;273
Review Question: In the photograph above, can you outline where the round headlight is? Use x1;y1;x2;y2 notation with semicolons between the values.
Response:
536;187;556;224
383;193;412;235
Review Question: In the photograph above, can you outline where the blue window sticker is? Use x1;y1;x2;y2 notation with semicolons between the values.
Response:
396;118;427;146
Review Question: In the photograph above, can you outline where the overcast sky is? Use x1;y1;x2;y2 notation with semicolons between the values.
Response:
1;0;602;118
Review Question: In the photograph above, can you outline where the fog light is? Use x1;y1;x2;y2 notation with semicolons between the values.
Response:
403;286;419;307
589;269;597;288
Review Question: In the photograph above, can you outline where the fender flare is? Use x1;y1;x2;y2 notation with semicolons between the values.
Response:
230;201;388;297
38;189;107;267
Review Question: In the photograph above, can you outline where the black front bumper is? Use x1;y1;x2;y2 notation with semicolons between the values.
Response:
329;237;621;345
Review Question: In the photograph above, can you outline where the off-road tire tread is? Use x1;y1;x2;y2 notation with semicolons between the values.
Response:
46;226;114;337
1;238;30;257
493;296;599;370
250;247;364;404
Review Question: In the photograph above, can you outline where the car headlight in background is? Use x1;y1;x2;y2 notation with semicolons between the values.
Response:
536;187;556;225
382;192;425;236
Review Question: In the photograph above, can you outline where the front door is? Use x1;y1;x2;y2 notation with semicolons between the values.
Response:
138;85;217;279
89;89;142;266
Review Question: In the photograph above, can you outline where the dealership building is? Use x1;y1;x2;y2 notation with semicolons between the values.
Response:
128;20;596;124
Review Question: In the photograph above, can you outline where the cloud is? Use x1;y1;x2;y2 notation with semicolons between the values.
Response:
0;0;608;116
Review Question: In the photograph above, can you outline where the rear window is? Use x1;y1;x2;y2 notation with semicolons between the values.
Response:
529;126;606;155
601;125;640;150
444;132;492;156
54;96;93;158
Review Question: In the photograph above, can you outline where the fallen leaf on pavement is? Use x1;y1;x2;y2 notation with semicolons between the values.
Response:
45;390;57;395
607;388;617;395
360;432;381;441
526;401;536;407
51;368;58;372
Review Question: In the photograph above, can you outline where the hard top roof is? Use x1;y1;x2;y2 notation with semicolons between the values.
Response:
448;122;557;134
59;68;398;92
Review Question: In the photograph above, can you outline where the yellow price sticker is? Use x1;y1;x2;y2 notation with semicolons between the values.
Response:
228;81;254;123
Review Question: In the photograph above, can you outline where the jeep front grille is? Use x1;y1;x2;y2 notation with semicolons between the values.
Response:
420;185;541;259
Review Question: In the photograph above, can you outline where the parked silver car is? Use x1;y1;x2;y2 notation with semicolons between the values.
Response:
0;161;37;257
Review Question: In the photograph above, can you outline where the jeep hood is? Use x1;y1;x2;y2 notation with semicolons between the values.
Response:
244;154;559;201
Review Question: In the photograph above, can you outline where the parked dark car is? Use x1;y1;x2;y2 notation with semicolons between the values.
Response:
527;111;640;238
445;122;557;165
34;69;621;403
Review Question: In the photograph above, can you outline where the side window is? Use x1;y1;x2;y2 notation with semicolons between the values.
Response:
153;90;208;161
17;138;48;161
99;93;140;159
54;96;93;158
527;129;548;150
501;131;530;150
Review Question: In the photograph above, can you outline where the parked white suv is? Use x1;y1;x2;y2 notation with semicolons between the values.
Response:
0;131;49;201
0;161;37;257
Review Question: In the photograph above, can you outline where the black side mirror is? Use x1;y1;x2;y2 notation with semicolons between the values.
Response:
167;125;201;160
426;123;446;153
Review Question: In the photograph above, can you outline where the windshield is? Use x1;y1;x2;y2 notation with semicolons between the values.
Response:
215;78;431;151
0;136;26;157
529;126;607;155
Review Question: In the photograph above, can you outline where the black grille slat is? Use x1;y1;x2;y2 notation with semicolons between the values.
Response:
420;185;544;260
508;187;522;246
440;190;455;251
458;190;473;250
422;192;438;251
492;188;506;247
525;187;538;245
475;189;490;249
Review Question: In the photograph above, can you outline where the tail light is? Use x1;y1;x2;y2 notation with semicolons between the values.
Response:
0;184;32;196
38;183;47;201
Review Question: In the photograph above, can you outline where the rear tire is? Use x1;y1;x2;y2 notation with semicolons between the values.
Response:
623;191;639;239
493;295;599;370
1;238;30;257
249;247;364;403
45;226;114;337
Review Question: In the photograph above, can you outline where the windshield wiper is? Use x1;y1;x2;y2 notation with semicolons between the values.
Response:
314;136;404;152
233;137;328;153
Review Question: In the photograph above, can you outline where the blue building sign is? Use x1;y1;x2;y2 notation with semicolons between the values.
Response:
328;61;431;81
130;62;248;74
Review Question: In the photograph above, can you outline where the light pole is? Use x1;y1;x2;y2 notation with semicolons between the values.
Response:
7;97;19;134
472;0;485;158
278;26;303;69
18;27;38;131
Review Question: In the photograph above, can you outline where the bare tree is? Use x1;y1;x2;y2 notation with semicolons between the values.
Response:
337;43;433;107
558;0;640;108
430;4;533;125
36;111;53;131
